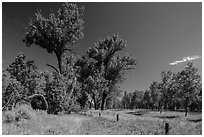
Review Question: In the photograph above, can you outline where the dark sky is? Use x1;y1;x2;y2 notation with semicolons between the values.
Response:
2;2;202;92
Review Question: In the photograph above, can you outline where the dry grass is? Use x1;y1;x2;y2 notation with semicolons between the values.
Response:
2;107;202;135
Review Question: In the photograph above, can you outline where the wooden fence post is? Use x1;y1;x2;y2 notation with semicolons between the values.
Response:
165;123;169;135
116;114;119;121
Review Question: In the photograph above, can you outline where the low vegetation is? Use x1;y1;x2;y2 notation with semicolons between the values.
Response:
2;105;202;135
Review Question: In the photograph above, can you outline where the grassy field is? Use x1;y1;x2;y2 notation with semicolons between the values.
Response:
2;106;202;135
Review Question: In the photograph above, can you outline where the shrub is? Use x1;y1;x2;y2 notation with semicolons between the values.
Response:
2;111;15;123
29;94;48;111
14;104;36;122
70;104;81;113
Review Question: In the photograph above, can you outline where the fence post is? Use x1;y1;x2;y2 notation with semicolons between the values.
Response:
165;123;169;135
116;114;119;121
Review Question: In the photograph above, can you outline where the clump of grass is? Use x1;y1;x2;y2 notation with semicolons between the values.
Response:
3;104;37;123
2;111;15;123
14;104;37;122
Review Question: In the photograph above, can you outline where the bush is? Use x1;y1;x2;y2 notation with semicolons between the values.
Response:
14;104;37;122
70;104;81;113
2;111;15;123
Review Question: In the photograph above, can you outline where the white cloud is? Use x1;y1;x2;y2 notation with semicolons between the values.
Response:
169;55;201;66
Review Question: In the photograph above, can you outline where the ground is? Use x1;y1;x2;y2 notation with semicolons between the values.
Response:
2;109;202;135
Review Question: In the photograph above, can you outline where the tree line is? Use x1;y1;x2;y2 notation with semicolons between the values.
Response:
118;62;202;116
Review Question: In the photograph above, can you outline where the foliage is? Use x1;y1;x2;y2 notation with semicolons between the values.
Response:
149;81;160;110
83;72;109;110
87;34;137;110
28;94;49;111
121;91;132;109
43;71;72;114
23;3;84;74
76;90;89;109
6;53;45;96
118;62;201;113
2;104;37;124
2;69;26;110
14;104;37;122
175;62;202;116
2;111;15;123
3;53;46;111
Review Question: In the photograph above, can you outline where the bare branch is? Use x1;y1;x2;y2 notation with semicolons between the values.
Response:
46;64;59;74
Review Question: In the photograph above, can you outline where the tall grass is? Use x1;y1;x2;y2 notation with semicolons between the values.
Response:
2;107;202;135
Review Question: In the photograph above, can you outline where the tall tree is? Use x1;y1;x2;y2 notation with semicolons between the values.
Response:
176;62;201;116
23;3;84;74
87;34;137;110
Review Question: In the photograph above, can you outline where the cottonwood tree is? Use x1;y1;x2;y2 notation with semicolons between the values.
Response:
87;34;137;110
175;62;201;116
23;3;84;74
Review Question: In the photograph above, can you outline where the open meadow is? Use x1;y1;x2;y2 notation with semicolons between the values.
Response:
2;106;202;135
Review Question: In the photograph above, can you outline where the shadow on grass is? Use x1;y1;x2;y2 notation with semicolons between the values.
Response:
187;118;202;123
155;115;180;119
126;110;148;116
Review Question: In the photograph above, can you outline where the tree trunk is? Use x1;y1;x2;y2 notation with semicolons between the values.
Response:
92;94;98;110
160;106;162;114
160;102;163;114
56;53;62;74
101;92;107;111
89;101;92;109
185;98;189;116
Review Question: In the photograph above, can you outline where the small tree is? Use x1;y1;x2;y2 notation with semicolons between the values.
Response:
6;53;45;97
2;70;25;110
43;71;73;114
23;3;84;74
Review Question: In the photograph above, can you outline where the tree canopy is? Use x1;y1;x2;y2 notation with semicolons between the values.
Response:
23;3;84;74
